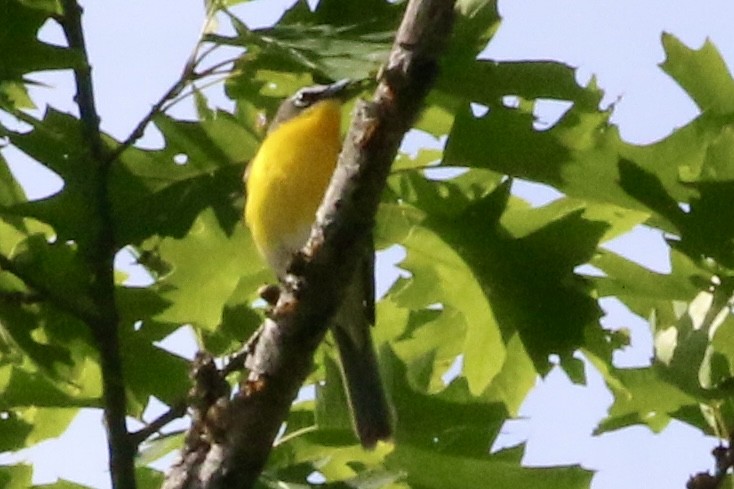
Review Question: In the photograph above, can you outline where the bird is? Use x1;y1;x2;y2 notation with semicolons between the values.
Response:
243;79;393;449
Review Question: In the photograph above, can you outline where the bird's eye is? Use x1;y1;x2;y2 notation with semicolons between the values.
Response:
293;91;311;108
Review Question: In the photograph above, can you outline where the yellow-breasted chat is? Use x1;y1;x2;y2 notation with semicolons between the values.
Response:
244;79;392;448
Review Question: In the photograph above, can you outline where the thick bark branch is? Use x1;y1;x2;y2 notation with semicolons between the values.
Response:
163;1;455;488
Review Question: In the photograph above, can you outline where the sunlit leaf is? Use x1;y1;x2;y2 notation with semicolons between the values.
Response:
0;464;32;489
660;33;734;114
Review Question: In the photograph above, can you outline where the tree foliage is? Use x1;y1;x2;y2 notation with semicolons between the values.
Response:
1;0;734;488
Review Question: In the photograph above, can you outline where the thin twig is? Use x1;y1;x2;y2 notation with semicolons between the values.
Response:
688;434;734;489
59;1;134;488
130;401;188;447
106;77;191;164
160;59;239;112
105;12;235;164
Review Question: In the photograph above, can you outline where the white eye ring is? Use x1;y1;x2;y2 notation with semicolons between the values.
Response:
293;91;310;108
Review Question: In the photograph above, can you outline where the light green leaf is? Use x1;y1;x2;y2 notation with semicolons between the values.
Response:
660;33;734;114
151;208;269;331
137;432;185;466
135;467;165;489
0;464;33;489
482;333;536;416
32;480;94;489
22;407;78;445
391;306;466;393
395;223;505;395
596;367;696;434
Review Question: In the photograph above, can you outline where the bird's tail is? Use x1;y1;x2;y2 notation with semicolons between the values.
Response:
331;318;393;449
330;260;392;449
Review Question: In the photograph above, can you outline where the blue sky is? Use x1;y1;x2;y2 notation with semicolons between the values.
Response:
3;0;734;487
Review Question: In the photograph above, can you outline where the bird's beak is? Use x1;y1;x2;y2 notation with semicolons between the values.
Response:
323;78;352;98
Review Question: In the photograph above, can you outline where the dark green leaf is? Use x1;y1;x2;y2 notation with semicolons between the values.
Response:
0;0;79;82
4;110;104;255
388;443;593;489
111;112;256;246
0;409;33;451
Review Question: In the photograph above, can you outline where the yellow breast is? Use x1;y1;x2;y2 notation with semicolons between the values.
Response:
244;99;343;275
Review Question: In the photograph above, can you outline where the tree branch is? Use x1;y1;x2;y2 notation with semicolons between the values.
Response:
688;433;734;489
59;2;134;488
162;1;456;487
130;401;188;447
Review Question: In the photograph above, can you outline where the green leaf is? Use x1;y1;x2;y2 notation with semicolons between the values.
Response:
8;235;95;317
443;72;732;220
660;33;734;114
0;409;33;451
33;480;94;489
596;366;696;434
0;153;53;258
269;430;395;483
150;208;269;331
120;332;189;412
437;60;595;109
0;464;33;489
697;125;734;181
619;158;734;268
0;80;35;112
389;353;507;454
482;333;537;415
136;431;185;466
653;288;733;402
0;152;27;208
451;0;500;60
192;86;215;121
388;444;593;489
0;296;96;383
711;314;734;374
391;306;466;393
0;0;79;82
135;466;165;489
0;363;100;408
16;0;61;15
592;249;697;302
617;158;687;233
393;222;505;395
221;0;398;111
682;181;734;268
4;110;102;254
110;112;256;246
314;352;356;438
22;406;78;445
